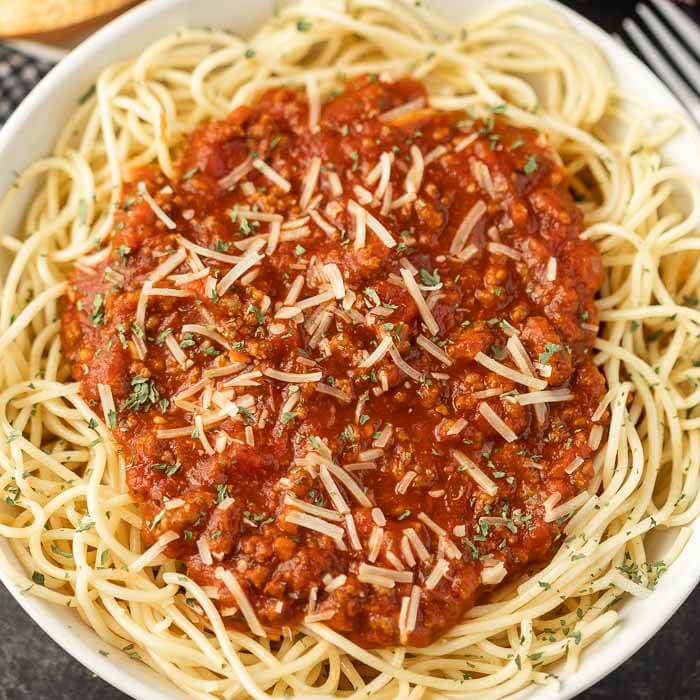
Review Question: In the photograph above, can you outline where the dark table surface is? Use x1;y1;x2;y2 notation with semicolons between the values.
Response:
1;1;700;699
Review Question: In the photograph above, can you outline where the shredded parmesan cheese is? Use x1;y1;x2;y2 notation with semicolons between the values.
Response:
544;491;589;523
217;240;265;296
305;609;335;623
367;526;384;562
400;269;439;336
231;207;283;222
406;585;421;632
315;383;351;403
177;236;241;264
395;470;417;495
169;267;210;286
426;145;449;165
505;335;535;376
305;74;320;131
352;201;397;248
515;389;574;405
264;367;322;383
400;535;417;568
487;242;521;260
266;220;281;255
319;465;351;514
592;385;622;422
344;461;376;472
129;531;179;573
324;574;347;592
373;152;393;200
405;145;425;194
388;342;423;382
197;537;213;565
425;559;449;590
450;200;486;255
358;448;383;461
455;133;479;152
379;97;426;122
299;156;321;210
481;561;507;585
344;513;362;550
359;336;393;368
218;157;253;189
453;450;498;496
417;512;446;537
328;171;343;197
386;551;406;572
285;510;346;544
204;362;248;379
138;181;176;229
310;209;336;236
252;158;291;192
221;370;262;387
148;247;187;283
565;456;585;474
404;527;430;561
445;418;468;436
296;289;335;311
323;263;345;300
325;462;373;507
473;388;503;400
371;507;386;527
165;334;189;366
478;402;518;442
181;324;229;348
381;182;394;215
357;572;395;588
589;424;604;450
194;415;215;455
458;243;479;262
475;352;548;390
145;287;192;299
470;159;495;198
373;423;393;448
359;563;412;584
215;567;266;637
350;201;367;250
416;334;452;366
97;383;116;429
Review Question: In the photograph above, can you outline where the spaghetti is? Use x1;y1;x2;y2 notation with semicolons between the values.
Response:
1;1;700;698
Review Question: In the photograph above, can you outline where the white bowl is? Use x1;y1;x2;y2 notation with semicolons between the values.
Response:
1;1;698;698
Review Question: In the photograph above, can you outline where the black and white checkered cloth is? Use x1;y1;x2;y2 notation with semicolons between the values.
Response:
0;45;54;125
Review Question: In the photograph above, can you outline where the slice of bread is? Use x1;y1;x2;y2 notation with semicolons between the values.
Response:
0;1;140;39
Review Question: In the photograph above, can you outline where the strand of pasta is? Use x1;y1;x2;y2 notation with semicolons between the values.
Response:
0;1;699;697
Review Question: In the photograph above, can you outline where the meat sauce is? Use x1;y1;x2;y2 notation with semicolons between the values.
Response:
61;76;608;648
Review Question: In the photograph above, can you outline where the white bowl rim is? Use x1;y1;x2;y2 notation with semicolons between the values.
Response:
0;1;698;699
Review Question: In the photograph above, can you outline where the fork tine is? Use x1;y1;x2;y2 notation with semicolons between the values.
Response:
622;17;700;120
611;33;627;49
637;3;700;90
650;0;700;57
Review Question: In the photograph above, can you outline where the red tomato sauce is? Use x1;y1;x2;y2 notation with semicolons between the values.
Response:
61;76;608;648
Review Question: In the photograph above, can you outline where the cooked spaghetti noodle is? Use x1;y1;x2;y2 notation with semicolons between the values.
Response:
1;1;699;698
